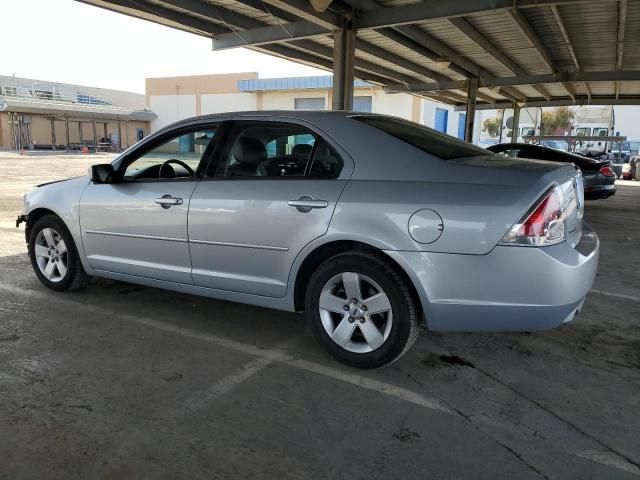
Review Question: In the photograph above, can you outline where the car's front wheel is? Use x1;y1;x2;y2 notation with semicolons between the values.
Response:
28;215;88;292
305;251;420;368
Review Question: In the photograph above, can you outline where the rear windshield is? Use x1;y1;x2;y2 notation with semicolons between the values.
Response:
352;115;490;160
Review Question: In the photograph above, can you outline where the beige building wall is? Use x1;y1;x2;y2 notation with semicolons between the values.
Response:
0;113;10;147
371;90;414;120
201;92;257;114
146;72;259;131
149;94;197;131
144;72;460;136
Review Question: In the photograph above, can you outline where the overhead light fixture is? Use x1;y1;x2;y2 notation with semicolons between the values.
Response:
434;58;451;70
309;0;332;12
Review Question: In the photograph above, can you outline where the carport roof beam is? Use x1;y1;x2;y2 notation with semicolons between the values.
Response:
261;0;339;29
211;21;330;49
507;8;556;72
448;17;526;76
455;97;640;111
384;70;640;93
342;0;481;80
390;25;485;79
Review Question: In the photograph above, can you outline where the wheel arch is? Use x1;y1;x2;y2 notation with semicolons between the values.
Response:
292;239;424;320
25;207;61;243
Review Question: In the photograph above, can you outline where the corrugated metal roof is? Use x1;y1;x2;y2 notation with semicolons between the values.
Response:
76;0;640;109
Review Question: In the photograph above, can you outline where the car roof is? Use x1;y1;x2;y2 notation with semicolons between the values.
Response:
171;110;373;125
154;110;395;138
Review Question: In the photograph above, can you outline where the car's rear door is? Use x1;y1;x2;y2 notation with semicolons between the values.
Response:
188;119;352;298
80;123;219;284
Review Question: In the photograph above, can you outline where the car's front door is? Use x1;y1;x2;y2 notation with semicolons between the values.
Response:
188;120;351;297
80;125;218;284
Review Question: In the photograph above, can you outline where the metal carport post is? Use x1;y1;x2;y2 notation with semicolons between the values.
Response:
464;78;478;143
511;104;521;143
332;16;356;111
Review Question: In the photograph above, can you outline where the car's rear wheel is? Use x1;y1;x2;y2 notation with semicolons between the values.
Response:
305;251;420;368
28;215;88;292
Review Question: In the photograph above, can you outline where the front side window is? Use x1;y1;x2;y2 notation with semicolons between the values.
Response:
354;115;490;160
215;122;344;179
123;128;215;180
217;123;316;178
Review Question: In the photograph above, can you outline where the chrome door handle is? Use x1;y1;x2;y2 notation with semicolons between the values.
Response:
155;194;183;209
288;196;328;213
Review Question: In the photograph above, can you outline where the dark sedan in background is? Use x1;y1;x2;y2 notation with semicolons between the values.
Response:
488;143;616;200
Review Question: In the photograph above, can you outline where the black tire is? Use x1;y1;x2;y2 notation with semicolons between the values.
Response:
305;251;420;369
28;214;89;292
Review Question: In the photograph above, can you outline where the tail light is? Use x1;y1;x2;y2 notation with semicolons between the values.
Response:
599;165;615;177
501;186;565;246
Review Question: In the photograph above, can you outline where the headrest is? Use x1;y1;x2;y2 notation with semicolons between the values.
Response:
292;143;313;158
232;137;267;167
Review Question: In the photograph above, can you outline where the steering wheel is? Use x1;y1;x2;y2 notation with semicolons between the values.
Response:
158;159;194;178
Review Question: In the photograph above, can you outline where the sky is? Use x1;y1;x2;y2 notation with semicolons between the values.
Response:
2;0;325;94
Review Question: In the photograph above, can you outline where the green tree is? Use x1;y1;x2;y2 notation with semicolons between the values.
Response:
482;114;502;137
540;107;575;135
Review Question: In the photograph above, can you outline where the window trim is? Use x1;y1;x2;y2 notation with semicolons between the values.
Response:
114;122;223;184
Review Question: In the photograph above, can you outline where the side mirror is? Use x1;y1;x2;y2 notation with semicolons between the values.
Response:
89;164;115;184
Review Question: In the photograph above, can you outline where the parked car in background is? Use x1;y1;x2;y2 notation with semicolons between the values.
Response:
488;143;616;200
477;139;499;149
17;112;599;368
608;141;632;162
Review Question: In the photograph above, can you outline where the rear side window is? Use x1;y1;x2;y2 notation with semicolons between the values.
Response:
308;140;343;178
352;115;490;160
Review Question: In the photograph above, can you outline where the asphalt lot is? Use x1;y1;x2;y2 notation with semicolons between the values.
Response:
1;152;639;479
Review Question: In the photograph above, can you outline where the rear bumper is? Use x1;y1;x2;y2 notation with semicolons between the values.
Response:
585;184;616;200
385;223;599;332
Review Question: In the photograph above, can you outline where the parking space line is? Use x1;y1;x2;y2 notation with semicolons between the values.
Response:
590;289;640;302
4;282;639;476
182;357;274;414
182;336;300;414
577;450;640;476
0;283;455;416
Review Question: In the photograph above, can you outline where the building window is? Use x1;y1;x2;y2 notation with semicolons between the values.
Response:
2;86;17;97
457;113;466;140
77;94;111;106
352;96;372;112
294;97;325;110
434;108;448;134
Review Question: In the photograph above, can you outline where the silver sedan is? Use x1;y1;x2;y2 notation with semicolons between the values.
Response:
18;111;599;368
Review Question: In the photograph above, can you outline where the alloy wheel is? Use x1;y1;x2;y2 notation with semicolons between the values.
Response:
319;272;393;353
34;228;68;283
